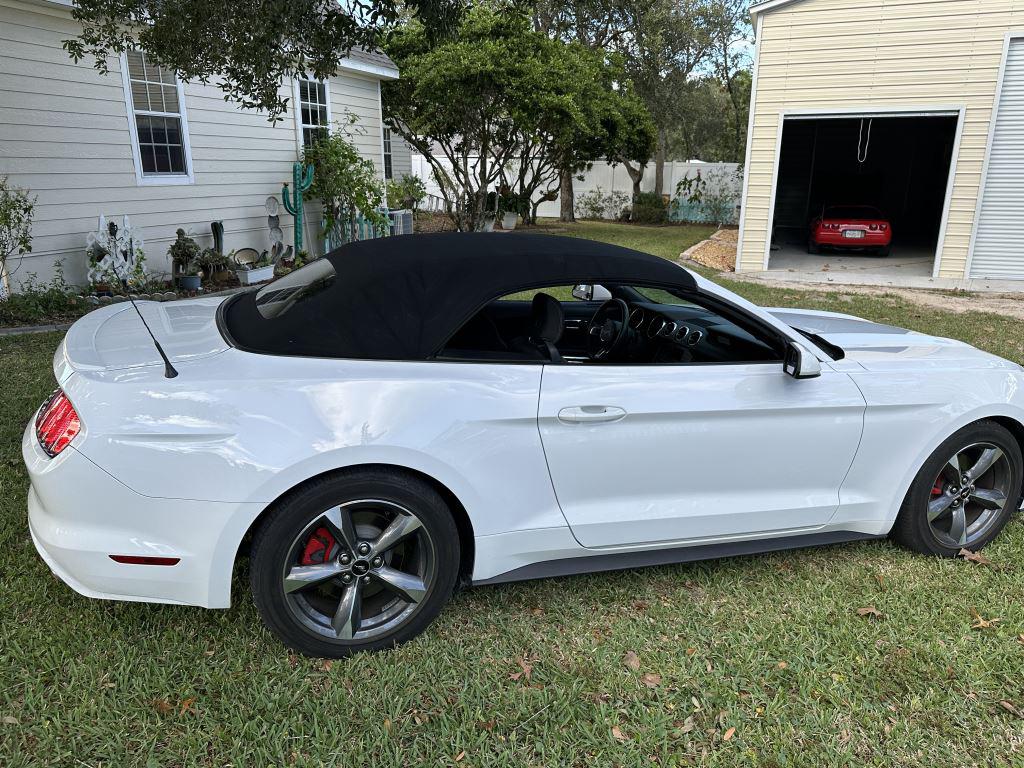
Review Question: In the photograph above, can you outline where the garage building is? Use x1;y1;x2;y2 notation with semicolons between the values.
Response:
737;0;1024;283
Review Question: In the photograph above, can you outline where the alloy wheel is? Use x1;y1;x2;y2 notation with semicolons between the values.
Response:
927;442;1012;549
280;500;436;642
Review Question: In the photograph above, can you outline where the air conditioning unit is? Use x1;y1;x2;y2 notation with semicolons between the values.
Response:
388;209;414;236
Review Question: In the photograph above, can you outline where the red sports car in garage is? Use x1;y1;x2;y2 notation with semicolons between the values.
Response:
809;205;892;256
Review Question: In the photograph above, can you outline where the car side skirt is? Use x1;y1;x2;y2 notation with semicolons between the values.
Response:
472;531;885;586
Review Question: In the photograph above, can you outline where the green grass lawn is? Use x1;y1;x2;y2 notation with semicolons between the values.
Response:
4;224;1024;766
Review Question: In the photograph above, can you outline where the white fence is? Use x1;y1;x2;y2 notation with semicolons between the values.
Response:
410;154;740;221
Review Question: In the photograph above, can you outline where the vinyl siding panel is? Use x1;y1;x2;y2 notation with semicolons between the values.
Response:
738;0;1024;277
0;0;390;288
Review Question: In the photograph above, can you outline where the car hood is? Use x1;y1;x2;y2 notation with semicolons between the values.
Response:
55;297;230;380
766;307;1020;372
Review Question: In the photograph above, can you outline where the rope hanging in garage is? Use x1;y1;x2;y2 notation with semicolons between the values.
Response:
857;118;873;169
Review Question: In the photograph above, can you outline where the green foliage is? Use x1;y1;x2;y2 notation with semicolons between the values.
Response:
386;174;427;211
62;0;466;119
575;187;631;220
0;265;87;327
167;229;202;276
304;121;388;242
0;176;36;297
630;192;668;224
383;6;654;230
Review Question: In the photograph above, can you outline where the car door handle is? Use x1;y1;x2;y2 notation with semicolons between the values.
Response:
557;406;627;424
564;319;585;330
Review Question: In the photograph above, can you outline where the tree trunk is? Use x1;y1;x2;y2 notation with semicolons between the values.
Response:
622;161;645;200
654;128;667;197
559;169;575;222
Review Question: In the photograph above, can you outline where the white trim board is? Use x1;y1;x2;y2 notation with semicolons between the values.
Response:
964;30;1024;278
759;106;966;277
734;13;764;272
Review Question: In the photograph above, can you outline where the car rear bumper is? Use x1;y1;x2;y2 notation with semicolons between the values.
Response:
813;232;891;248
23;420;246;609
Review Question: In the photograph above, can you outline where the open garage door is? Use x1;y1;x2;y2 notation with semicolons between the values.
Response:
767;114;959;277
971;38;1024;280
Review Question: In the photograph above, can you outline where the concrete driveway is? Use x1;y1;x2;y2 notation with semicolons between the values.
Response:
767;243;934;277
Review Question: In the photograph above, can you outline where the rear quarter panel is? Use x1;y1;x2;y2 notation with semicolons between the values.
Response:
64;349;567;541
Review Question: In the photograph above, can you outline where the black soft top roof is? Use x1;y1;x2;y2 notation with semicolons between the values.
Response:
221;232;697;361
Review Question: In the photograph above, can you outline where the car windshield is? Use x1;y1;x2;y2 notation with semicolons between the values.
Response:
253;259;336;320
824;206;883;220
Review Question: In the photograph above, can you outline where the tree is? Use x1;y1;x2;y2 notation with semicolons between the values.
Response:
503;41;654;224
62;0;466;119
534;0;748;196
383;6;651;230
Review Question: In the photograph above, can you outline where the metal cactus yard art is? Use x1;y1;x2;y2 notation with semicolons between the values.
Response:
282;162;314;255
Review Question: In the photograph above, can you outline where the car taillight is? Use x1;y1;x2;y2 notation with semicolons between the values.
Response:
35;389;81;457
870;224;879;231
880;223;888;231
829;223;840;230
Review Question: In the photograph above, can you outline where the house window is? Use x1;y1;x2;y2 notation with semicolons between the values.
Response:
296;80;330;148
123;51;192;182
382;127;393;180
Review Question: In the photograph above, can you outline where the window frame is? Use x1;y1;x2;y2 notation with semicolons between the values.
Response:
119;51;194;186
293;77;332;152
382;126;393;180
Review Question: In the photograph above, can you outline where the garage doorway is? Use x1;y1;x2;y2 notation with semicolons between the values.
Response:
767;113;960;277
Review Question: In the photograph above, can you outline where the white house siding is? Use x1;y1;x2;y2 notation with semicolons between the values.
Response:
389;135;414;180
737;0;1024;277
0;0;392;289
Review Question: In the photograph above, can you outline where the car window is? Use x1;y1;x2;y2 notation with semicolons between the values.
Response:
253;258;336;320
439;281;783;366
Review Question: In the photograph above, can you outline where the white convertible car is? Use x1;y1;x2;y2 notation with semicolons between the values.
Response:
25;234;1024;656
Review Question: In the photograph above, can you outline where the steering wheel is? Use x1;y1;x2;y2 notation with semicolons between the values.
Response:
587;298;631;361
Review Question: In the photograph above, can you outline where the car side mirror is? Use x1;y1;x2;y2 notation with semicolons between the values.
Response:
784;341;822;379
572;284;611;302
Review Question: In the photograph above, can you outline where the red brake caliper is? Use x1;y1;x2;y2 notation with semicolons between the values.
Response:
931;480;945;497
299;527;337;565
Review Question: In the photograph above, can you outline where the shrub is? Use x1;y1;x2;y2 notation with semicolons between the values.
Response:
631;192;667;224
304;118;388;242
575;187;631;220
386;174;427;211
0;266;88;327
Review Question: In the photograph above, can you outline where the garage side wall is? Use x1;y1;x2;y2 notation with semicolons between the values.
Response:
738;0;1024;277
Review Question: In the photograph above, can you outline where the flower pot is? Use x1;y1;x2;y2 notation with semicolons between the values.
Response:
236;264;275;285
501;211;518;230
178;274;201;291
482;216;496;233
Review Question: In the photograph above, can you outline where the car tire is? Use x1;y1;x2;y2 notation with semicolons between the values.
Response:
891;420;1022;557
250;468;460;657
878;244;892;257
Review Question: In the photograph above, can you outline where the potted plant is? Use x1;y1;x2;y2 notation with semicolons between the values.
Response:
234;249;275;285
198;247;233;284
179;258;202;292
499;193;522;231
168;229;202;291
